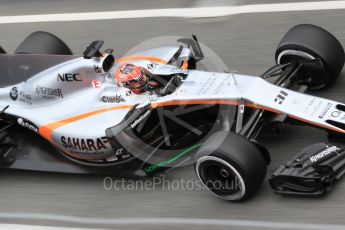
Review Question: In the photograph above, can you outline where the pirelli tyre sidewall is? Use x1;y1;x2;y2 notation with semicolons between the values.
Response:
275;24;345;89
195;131;267;201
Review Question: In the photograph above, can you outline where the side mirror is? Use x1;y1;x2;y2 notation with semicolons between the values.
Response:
95;49;115;74
83;40;104;59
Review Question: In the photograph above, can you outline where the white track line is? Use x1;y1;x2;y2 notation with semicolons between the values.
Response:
0;213;344;230
0;1;345;24
0;224;104;230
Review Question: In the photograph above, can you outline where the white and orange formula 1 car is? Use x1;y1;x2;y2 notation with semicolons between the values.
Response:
0;24;345;201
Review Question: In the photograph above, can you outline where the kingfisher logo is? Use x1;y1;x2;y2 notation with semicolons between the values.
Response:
310;146;340;163
36;85;63;99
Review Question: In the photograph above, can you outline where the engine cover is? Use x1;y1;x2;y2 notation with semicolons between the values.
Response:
269;143;345;196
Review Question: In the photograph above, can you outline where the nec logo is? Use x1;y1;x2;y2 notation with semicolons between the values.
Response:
57;73;82;82
274;90;288;104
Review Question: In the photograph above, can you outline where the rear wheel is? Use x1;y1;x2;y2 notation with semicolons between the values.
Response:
275;24;344;89
15;31;73;55
195;131;267;201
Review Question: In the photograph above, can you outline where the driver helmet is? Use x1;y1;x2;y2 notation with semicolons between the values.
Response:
115;63;148;94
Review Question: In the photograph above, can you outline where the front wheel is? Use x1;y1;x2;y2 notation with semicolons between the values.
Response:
194;131;267;201
275;24;345;90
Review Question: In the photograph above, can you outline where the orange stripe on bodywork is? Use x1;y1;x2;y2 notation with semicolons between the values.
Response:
151;100;239;108
245;104;282;114
39;105;133;143
116;56;168;65
152;99;345;134
151;99;282;114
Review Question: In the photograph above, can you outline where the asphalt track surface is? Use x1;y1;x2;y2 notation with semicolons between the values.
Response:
1;1;345;229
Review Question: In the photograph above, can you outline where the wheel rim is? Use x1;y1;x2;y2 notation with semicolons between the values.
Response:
196;156;246;200
277;49;315;64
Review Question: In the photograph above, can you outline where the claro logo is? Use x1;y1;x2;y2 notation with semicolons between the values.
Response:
101;95;125;103
61;136;109;152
